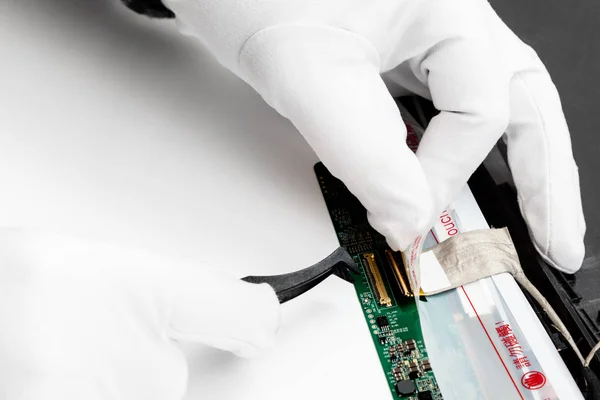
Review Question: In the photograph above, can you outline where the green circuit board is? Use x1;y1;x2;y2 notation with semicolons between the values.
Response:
315;162;442;400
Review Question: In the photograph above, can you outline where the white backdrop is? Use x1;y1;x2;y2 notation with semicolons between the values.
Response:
0;1;390;399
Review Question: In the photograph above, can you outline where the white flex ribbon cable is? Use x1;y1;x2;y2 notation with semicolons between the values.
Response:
417;227;585;365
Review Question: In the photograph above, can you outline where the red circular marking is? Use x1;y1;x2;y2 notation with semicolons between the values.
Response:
521;371;547;390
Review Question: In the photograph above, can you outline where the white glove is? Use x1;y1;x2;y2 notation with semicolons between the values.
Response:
162;0;585;273
3;0;587;399
0;229;280;400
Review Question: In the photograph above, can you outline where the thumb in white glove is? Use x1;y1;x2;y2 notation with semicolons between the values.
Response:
0;228;280;400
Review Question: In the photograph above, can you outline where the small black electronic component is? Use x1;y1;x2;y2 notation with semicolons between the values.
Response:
395;380;417;396
390;354;398;363
379;337;387;345
376;315;389;329
405;339;417;351
417;391;434;400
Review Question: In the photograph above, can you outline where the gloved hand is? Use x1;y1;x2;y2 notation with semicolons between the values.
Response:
0;229;280;400
3;0;588;398
157;0;585;273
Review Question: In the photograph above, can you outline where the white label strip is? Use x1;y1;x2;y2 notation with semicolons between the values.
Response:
419;251;451;294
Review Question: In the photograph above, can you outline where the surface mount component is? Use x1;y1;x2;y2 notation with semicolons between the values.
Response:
377;316;390;329
395;380;417;396
418;391;434;400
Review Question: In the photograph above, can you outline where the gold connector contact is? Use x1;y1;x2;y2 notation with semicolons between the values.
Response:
385;250;413;297
363;252;392;307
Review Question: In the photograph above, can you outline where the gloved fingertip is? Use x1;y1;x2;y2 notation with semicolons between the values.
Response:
534;238;585;275
231;282;281;359
168;273;281;358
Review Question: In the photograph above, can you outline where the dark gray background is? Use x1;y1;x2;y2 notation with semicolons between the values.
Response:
490;1;600;280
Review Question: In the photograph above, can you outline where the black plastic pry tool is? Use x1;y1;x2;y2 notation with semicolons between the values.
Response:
242;247;358;303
